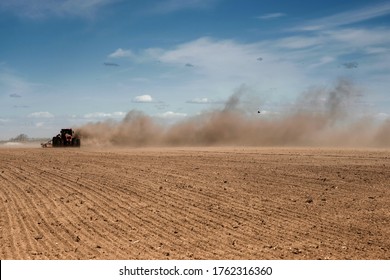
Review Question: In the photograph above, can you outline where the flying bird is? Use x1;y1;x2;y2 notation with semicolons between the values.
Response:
104;62;120;67
342;62;358;69
9;93;22;98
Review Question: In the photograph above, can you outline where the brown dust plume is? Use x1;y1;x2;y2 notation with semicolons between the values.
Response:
77;79;389;147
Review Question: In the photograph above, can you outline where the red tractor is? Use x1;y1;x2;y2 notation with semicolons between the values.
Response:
41;128;81;148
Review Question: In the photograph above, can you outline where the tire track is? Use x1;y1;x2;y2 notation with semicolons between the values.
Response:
4;163;93;259
5;160;127;259
0;172;21;259
16;163;133;259
29;155;201;258
0;169;47;259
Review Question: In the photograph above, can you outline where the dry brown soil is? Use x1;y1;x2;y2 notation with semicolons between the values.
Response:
0;146;389;260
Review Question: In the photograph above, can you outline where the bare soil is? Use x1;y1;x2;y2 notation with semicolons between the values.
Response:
0;147;389;259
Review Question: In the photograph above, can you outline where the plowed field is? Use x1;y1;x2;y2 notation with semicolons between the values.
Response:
0;147;389;260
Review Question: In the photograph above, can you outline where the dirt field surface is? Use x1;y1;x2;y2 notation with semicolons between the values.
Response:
0;146;389;260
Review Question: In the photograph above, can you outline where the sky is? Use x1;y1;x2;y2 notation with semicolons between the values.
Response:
1;0;390;140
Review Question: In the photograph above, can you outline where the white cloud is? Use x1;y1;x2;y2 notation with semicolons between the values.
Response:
0;0;117;18
274;36;322;49
143;48;164;59
0;71;33;95
84;111;126;119
187;97;210;104
148;0;219;14
308;56;336;69
108;48;135;59
323;28;390;48
153;37;309;94
157;111;187;119
84;112;112;118
293;2;390;31
266;27;390;71
103;26;390;113
107;47;164;63
186;97;223;104
364;47;389;55
132;95;155;103
28;112;54;118
35;122;45;127
257;13;285;20
112;111;127;117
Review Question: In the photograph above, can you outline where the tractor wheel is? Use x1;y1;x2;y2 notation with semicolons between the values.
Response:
72;138;81;147
52;137;62;147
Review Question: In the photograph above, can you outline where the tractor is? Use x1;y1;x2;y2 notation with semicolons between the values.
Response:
41;128;81;148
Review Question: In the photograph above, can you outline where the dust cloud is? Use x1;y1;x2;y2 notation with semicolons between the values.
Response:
77;79;389;147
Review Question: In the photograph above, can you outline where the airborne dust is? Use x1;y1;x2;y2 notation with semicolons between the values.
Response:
77;79;390;147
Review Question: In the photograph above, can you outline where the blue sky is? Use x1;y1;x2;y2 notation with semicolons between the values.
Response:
1;0;390;139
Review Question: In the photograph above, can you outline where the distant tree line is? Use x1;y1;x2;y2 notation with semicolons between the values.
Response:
0;134;49;143
10;134;29;142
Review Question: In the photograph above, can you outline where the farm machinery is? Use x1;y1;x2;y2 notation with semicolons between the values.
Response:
41;128;81;148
